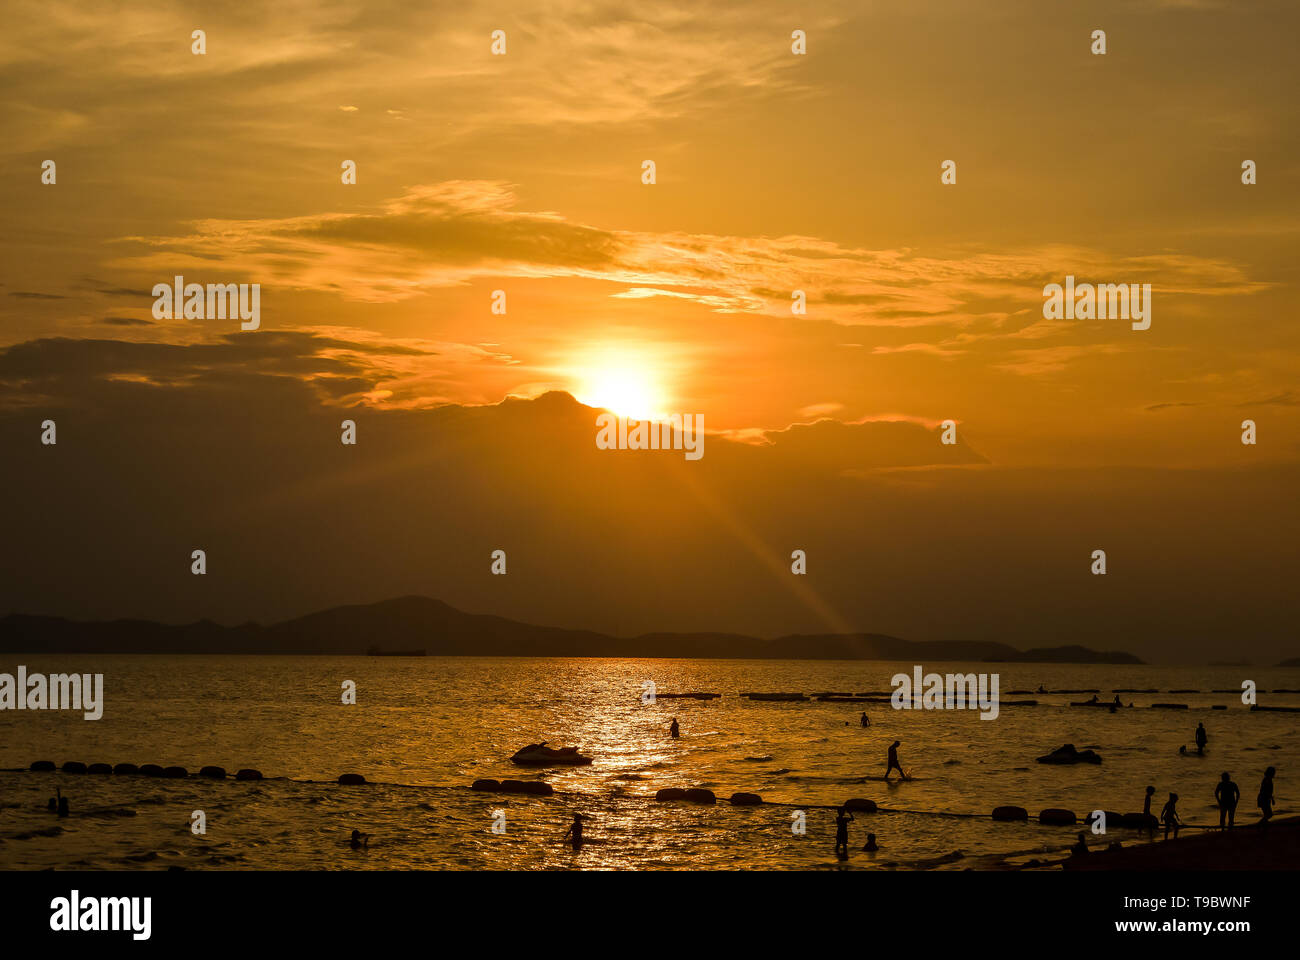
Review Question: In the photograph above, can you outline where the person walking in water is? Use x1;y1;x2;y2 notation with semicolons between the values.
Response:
669;717;680;739
834;806;854;856
1257;766;1276;830
1160;793;1182;839
860;711;870;728
1142;785;1156;833
1215;772;1240;830
562;813;585;850
884;740;906;780
1195;722;1208;756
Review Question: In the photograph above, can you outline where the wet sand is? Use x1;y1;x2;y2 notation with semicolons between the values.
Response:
1065;817;1299;871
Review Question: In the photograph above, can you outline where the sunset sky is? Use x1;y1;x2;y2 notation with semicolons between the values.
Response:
2;1;1298;661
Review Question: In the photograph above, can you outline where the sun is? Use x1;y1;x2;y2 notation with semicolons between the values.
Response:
573;353;667;420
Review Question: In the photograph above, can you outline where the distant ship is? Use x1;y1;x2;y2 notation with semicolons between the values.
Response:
365;645;426;656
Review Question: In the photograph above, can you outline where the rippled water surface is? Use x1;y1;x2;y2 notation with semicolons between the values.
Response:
2;656;1296;870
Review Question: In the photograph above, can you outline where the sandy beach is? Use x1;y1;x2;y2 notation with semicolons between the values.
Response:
1065;817;1299;871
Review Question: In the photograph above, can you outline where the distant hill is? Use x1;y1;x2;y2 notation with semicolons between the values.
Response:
0;596;1143;664
986;644;1144;665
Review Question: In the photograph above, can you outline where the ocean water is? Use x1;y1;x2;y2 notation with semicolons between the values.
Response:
1;656;1296;870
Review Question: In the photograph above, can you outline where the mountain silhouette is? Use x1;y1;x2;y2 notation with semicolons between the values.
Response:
0;595;1142;662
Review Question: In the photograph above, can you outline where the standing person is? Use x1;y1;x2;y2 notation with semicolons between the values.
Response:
1160;793;1182;839
1142;785;1157;833
834;806;854;856
860;711;870;728
884;740;906;780
1195;722;1208;756
669;717;680;739
562;813;585;850
1258;766;1276;830
1215;772;1240;830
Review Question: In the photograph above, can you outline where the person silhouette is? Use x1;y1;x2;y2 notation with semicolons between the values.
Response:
1160;793;1182;839
1070;831;1089;856
1088;694;1099;704
1214;772;1240;830
1112;694;1122;707
862;833;878;852
860;711;869;728
669;718;679;739
1142;785;1156;833
47;788;59;813
1257;766;1276;830
1195;722;1208;756
349;829;369;849
884;741;906;780
563;813;585;850
834;806;854;855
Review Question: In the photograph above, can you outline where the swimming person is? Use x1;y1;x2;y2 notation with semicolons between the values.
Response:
862;833;878;852
349;829;369;849
885;741;906;780
860;711;869;728
834;806;854;855
1258;766;1276;829
669;717;680;739
563;813;584;850
47;788;59;813
1160;793;1182;839
1214;772;1240;830
1070;832;1089;856
1195;722;1208;756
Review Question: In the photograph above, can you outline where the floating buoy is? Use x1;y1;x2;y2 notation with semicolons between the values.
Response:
61;761;87;774
113;763;139;776
234;768;263;781
992;805;1028;821
844;798;878;813
1151;703;1189;710
1038;808;1077;826
683;788;717;804
29;760;55;772
729;792;763;806
198;766;226;779
87;763;112;775
163;766;188;779
337;773;367;785
471;779;500;791
655;788;687;801
139;764;165;777
1119;812;1158;829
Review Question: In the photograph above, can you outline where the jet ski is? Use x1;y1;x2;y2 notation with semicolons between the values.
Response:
510;742;594;766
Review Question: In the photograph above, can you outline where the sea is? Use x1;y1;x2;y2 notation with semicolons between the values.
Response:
2;656;1296;870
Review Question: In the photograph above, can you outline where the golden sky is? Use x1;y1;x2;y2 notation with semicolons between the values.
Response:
1;1;1297;658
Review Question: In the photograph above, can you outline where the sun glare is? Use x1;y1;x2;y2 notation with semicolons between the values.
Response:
574;353;668;420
